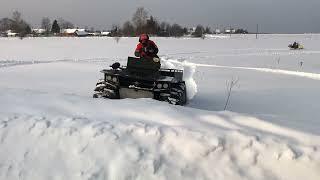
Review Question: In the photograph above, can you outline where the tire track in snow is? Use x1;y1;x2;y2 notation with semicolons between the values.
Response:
0;57;113;69
194;63;320;80
164;58;320;81
163;49;320;59
210;50;320;57
3;57;320;81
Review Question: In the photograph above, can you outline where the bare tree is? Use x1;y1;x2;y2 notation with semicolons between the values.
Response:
132;7;148;35
41;17;51;34
145;16;158;35
224;77;239;110
122;21;134;36
277;57;281;64
58;18;74;29
170;23;185;37
11;11;23;32
12;11;22;23
299;61;303;67
109;24;121;43
109;24;121;36
10;11;31;39
158;22;170;36
0;18;14;31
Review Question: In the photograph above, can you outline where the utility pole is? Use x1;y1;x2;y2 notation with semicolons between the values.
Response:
256;24;259;39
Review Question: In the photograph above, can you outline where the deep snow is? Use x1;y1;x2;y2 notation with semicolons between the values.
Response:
0;35;320;180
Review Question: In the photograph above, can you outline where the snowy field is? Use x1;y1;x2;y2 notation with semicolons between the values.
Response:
0;35;319;180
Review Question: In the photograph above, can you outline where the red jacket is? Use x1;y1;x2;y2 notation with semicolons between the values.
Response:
135;40;159;58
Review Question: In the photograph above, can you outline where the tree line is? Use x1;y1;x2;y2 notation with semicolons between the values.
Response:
0;11;74;38
110;7;212;38
0;9;248;38
0;11;31;38
39;17;74;35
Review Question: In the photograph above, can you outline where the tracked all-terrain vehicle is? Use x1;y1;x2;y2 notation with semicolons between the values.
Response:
288;43;304;50
93;57;187;105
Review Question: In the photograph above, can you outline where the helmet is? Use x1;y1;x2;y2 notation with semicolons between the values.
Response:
139;34;149;43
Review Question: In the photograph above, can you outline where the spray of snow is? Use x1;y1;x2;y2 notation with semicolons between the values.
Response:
161;57;198;100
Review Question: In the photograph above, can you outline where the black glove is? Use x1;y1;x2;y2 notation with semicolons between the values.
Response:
148;47;155;53
143;47;148;53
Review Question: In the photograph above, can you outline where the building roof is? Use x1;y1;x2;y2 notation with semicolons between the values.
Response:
101;31;110;35
32;29;46;34
62;29;85;34
75;30;88;36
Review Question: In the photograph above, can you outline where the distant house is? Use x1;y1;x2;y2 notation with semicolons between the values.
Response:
6;30;18;37
88;32;103;36
100;31;110;36
32;28;46;35
74;30;89;37
61;28;86;36
215;29;221;34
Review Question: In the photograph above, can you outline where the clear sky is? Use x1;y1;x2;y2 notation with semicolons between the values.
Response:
0;0;319;33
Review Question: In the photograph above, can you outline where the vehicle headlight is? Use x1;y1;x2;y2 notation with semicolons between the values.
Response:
112;77;118;82
157;83;162;88
163;83;169;89
106;75;112;80
153;57;160;63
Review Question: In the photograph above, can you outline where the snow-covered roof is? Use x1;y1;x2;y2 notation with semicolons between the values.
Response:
62;29;85;34
75;30;88;36
5;30;18;36
7;32;18;36
32;29;46;34
88;32;101;36
101;31;110;35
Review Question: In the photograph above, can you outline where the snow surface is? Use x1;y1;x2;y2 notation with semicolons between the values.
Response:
0;35;320;180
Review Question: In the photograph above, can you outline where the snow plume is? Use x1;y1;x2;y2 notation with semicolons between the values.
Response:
161;57;198;100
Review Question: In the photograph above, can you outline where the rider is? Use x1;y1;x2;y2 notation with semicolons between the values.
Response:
135;34;159;58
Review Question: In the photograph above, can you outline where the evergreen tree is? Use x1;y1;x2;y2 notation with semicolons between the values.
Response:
25;25;31;34
51;20;60;34
204;26;212;34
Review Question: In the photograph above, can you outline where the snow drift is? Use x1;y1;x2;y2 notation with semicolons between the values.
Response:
0;90;320;180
